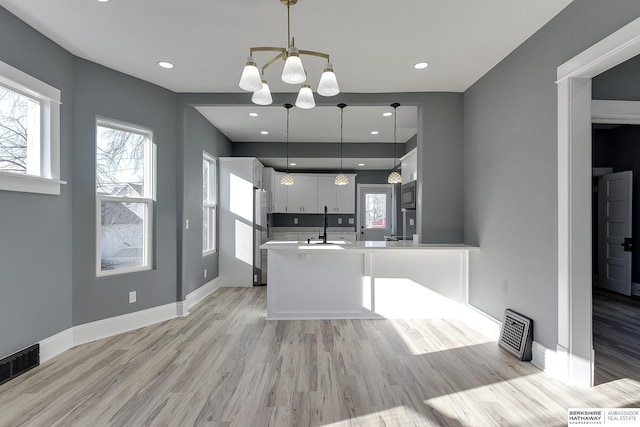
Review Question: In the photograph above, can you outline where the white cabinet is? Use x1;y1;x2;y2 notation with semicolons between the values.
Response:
336;179;356;213
253;158;264;189
317;175;356;213
271;171;288;213
327;232;357;242
317;176;338;212
401;148;417;183
269;172;355;214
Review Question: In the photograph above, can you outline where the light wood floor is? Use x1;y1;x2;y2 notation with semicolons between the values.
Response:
1;287;639;427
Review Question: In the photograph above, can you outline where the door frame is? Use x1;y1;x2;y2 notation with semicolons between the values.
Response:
557;16;640;386
356;183;396;240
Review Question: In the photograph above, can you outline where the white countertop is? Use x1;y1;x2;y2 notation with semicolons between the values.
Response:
261;240;478;251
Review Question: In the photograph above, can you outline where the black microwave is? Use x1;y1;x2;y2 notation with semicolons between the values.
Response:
401;181;416;210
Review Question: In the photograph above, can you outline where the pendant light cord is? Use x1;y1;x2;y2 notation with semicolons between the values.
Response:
391;102;400;171
340;106;344;172
284;103;293;173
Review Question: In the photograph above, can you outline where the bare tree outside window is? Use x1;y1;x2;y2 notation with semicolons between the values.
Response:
0;86;31;174
96;126;146;197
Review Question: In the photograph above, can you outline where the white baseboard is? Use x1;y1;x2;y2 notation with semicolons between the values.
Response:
73;302;179;346
38;281;223;366
531;341;562;379
38;328;74;364
183;278;221;316
460;304;501;340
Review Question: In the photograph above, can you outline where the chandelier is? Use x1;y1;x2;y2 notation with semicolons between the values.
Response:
238;0;340;109
387;103;402;184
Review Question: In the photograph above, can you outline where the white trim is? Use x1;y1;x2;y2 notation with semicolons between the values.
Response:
73;302;178;346
36;283;223;364
0;59;63;195
181;278;221;317
557;16;640;387
591;100;640;124
460;304;501;341
531;341;564;380
38;328;74;364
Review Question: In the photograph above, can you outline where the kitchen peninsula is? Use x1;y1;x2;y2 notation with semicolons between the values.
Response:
261;240;478;320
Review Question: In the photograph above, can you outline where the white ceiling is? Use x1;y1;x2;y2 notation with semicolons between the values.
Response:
0;0;573;168
196;105;417;143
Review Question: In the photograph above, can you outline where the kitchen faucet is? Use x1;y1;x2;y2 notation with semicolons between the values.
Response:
319;205;328;244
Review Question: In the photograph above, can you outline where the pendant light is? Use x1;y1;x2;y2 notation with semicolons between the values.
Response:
387;102;402;184
281;103;295;186
335;103;349;186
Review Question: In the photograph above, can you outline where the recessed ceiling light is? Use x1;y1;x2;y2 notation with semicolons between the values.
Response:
260;131;269;135
370;131;379;135
414;61;429;70
96;0;109;2
158;61;174;69
358;163;365;166
290;162;296;166
383;112;393;117
249;112;259;117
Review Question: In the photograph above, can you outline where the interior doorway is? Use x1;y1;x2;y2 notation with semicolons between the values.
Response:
557;16;640;387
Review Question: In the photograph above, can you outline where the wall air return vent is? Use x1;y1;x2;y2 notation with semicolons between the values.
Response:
498;309;533;361
0;344;39;386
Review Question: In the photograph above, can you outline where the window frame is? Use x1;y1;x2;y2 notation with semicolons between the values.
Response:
0;60;64;195
95;117;155;277
203;151;217;256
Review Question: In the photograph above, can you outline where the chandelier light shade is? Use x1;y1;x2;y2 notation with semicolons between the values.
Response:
318;63;340;97
239;57;263;92
281;103;295;186
295;84;315;109
387;102;403;184
238;0;340;108
281;47;306;84
251;79;273;105
335;103;348;186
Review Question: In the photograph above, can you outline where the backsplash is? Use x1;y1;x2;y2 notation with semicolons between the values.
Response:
271;213;355;228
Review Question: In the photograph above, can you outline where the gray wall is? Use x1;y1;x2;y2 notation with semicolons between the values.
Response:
181;92;464;245
179;106;232;298
72;58;178;325
0;7;75;358
593;53;640;100
463;0;640;349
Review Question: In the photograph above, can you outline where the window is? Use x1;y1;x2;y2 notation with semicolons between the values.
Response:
203;152;217;254
365;193;388;229
96;118;155;276
0;60;63;194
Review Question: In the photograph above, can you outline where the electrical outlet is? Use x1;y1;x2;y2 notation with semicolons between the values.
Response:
294;218;298;224
338;218;342;224
204;269;207;278
185;219;189;229
410;218;415;226
348;218;354;224
129;291;136;304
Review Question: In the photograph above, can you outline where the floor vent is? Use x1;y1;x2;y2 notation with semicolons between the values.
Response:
499;309;533;361
0;344;39;386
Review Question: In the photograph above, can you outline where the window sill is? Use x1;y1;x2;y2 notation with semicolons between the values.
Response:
203;250;217;257
97;265;152;278
0;171;66;195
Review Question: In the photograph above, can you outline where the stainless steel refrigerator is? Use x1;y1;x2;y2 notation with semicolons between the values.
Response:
253;189;268;285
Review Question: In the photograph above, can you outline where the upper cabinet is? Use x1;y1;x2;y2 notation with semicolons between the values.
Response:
268;171;355;214
401;148;417;183
253;158;264;189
